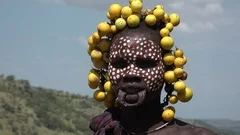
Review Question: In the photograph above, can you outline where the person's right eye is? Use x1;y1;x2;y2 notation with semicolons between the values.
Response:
111;58;128;68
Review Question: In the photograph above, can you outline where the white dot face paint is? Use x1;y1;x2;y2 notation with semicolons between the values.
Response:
109;36;164;92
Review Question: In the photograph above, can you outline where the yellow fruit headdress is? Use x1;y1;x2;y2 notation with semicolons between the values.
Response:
87;0;193;122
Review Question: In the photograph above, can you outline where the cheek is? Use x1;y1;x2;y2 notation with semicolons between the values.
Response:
141;65;164;91
108;65;124;86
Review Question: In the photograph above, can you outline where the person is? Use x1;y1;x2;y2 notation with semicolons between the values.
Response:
87;1;218;135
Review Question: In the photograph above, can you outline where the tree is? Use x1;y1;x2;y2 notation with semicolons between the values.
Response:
6;75;15;82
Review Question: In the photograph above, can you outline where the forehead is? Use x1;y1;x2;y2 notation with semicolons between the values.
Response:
110;36;161;61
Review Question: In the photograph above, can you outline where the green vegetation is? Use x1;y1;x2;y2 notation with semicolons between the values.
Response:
0;74;105;135
0;74;239;135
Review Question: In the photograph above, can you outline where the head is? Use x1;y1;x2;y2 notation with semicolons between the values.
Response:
108;21;166;107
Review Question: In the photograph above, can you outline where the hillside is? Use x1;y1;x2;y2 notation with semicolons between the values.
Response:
179;118;240;135
0;74;105;135
204;119;240;133
0;74;239;135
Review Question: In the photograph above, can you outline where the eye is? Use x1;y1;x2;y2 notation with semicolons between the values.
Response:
136;58;158;68
111;57;128;68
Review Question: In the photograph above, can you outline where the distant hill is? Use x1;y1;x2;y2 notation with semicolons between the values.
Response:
178;118;240;135
0;74;105;135
0;74;239;135
204;119;240;133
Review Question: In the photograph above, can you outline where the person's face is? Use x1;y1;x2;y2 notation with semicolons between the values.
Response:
108;35;165;107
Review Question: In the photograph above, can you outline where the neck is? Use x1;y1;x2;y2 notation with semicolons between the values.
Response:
119;96;164;133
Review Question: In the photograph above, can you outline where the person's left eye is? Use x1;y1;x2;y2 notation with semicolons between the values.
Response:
135;59;158;68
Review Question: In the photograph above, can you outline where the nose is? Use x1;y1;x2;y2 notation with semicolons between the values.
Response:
123;74;142;83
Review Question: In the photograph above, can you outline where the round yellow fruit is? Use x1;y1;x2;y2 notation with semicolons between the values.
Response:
104;99;114;108
145;14;157;26
88;81;98;89
87;45;94;55
166;106;175;113
169;13;180;26
88;72;100;84
133;12;141;18
90;49;103;60
177;87;193;102
129;0;142;4
163;53;175;65
104;81;112;93
169;95;178;104
88;36;97;47
174;81;186;93
107;12;115;20
97;22;111;36
174;48;184;57
166;23;174;32
160;36;174;50
162;109;174;121
130;0;143;13
92;59;107;69
89;68;98;75
155;4;164;10
153;8;165;19
174;57;185;68
92;32;101;44
110;25;117;33
108;4;122;18
161;13;169;23
115;18;127;30
127;14;140;27
160;28;170;37
164;71;177;83
103;52;110;63
99;39;111;52
121;6;133;18
174;68;184;78
93;90;106;102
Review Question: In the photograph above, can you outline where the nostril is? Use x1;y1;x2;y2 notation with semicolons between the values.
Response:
123;75;142;83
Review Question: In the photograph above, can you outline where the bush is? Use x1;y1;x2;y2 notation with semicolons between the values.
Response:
6;75;15;82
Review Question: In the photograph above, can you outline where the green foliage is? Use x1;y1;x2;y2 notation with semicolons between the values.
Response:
5;75;15;82
0;74;239;135
0;74;105;135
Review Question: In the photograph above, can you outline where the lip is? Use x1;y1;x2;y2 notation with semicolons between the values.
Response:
120;84;146;94
122;87;145;94
116;90;146;107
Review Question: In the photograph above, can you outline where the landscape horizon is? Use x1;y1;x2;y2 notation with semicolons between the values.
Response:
0;73;239;135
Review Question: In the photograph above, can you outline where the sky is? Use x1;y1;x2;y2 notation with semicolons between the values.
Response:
0;0;240;120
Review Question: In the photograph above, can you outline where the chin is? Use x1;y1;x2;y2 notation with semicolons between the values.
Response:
116;90;146;107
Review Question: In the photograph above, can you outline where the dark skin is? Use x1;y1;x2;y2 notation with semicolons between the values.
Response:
90;21;218;135
111;22;217;135
119;96;217;135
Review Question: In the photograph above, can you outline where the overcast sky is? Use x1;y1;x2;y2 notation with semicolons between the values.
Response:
0;0;240;120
